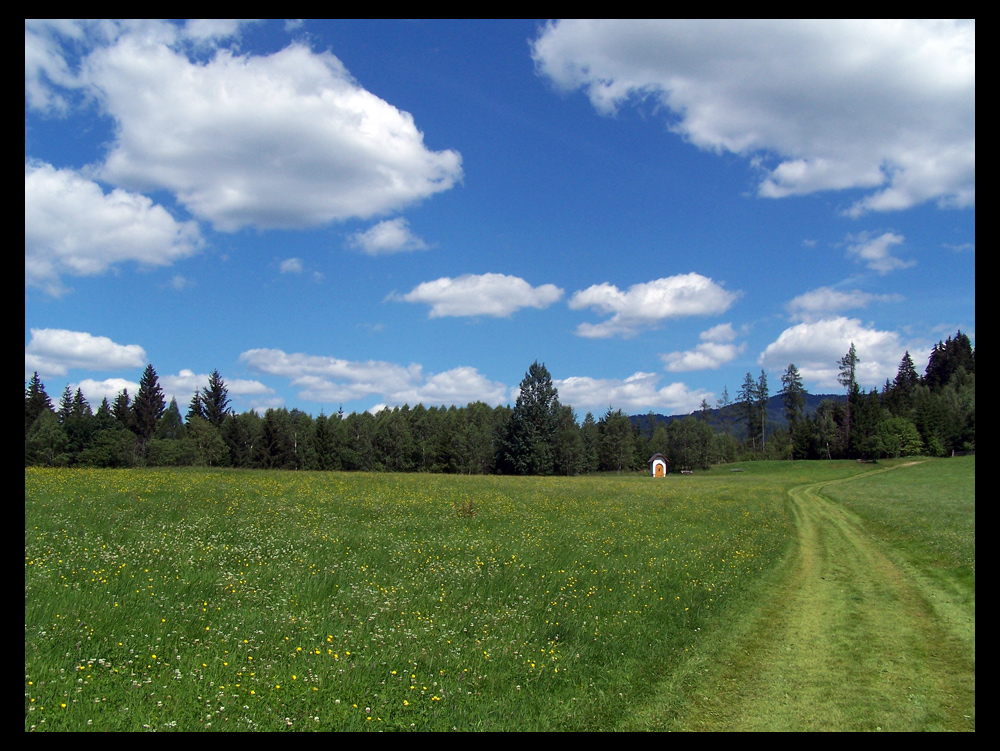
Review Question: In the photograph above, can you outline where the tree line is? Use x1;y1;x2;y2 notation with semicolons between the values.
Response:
24;332;973;473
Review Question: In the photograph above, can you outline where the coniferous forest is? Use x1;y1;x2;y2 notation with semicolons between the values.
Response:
25;332;974;474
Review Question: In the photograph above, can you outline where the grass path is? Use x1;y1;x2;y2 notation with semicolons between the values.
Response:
629;462;975;731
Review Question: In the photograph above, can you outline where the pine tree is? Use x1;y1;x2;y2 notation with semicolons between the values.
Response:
502;361;560;475
779;363;806;426
25;372;55;436
202;369;231;428
58;385;74;425
112;389;133;429
894;351;919;392
72;388;92;418
757;370;769;452
924;331;975;391
838;342;860;452
738;372;760;451
186;391;205;423
133;364;166;453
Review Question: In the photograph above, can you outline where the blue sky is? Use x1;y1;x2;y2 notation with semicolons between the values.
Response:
25;20;975;418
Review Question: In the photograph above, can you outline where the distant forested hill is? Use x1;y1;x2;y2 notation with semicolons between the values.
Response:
631;393;846;435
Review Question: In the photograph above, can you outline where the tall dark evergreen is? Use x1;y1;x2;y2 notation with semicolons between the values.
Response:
63;388;95;462
57;385;74;424
924;331;975;391
502;361;560;475
25;372;55;436
756;370;769;452
133;364;166;452
779;363;805;427
71;388;91;419
838;342;860;452
894;351;919;392
201;369;231;428
738;372;760;450
112;389;133;429
186;391;205;423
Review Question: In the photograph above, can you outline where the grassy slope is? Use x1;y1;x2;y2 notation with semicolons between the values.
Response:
626;457;975;731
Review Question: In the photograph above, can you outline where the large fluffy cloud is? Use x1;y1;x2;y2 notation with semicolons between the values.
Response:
394;273;564;318
758;316;918;390
26;21;462;232
556;372;711;415
25;161;202;294
25;328;147;377
569;273;737;338
88;37;462;231
532;20;974;215
239;348;508;407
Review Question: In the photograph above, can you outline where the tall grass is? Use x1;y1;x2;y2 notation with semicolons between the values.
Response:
25;465;828;731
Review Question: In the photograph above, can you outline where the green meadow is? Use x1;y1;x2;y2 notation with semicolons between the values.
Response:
24;459;974;731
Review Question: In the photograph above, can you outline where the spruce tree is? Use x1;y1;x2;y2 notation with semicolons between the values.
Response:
502;361;560;475
757;370;769;452
133;364;166;453
186;391;205;423
779;363;806;426
202;369;231;428
112;389;133;429
838;343;860;452
25;372;55;435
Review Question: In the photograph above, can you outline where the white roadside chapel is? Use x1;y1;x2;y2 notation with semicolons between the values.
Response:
648;453;668;477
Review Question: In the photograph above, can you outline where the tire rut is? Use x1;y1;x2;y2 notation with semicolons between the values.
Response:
672;464;975;731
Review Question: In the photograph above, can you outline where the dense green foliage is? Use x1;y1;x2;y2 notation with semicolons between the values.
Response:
24;333;973;472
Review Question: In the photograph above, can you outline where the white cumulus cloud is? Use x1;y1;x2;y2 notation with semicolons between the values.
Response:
25;328;147;377
532;19;974;215
83;36;462;231
758;316;917;390
569;273;738;338
660;323;745;372
77;377;139;406
239;348;507;408
348;218;430;255
25;161;202;295
787;286;903;321
160;368;274;407
845;231;914;274
556;372;712;415
395;273;564;318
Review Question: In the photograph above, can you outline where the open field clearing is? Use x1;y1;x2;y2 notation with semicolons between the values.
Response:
25;459;974;731
629;457;975;731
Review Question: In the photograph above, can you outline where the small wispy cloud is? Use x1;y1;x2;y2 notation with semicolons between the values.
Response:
787;286;903;321
348;218;429;256
845;231;914;274
392;273;563;318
